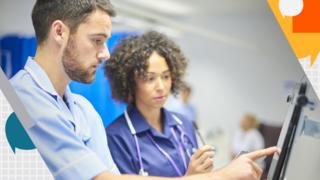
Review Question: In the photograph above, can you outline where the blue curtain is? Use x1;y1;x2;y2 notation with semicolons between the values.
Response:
0;32;134;127
0;35;37;77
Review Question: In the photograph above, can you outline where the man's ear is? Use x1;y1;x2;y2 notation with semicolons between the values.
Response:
50;20;69;46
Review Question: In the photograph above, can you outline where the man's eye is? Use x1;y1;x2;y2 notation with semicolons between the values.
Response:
94;39;104;45
96;40;102;44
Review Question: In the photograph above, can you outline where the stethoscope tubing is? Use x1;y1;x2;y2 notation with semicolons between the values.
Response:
125;110;196;176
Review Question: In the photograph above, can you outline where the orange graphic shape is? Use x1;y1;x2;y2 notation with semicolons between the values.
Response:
268;0;320;65
293;0;320;33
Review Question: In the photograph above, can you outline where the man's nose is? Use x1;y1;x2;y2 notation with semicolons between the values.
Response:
97;43;110;63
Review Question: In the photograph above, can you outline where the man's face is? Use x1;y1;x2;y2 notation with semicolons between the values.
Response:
62;10;112;83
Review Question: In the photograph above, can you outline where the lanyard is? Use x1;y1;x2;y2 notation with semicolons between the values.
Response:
146;132;184;176
171;127;188;170
125;110;195;176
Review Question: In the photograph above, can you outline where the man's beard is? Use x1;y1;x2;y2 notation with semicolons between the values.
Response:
62;36;95;83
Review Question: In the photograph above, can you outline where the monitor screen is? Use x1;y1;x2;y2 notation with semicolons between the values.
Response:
267;81;312;180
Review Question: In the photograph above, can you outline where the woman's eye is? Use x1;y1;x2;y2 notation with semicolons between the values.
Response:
163;74;171;80
148;77;155;82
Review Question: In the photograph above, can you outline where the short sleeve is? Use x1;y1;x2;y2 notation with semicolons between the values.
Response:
14;85;108;180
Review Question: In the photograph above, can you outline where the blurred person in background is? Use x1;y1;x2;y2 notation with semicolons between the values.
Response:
168;83;207;145
232;113;265;159
170;83;197;124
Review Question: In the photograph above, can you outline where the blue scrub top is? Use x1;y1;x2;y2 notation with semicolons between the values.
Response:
106;105;198;177
10;58;120;179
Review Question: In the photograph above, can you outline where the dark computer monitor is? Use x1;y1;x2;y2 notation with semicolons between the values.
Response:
267;81;312;180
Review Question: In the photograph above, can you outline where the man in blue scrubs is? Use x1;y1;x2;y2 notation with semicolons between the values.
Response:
10;0;278;180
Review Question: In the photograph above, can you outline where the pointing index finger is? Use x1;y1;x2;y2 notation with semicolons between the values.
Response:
244;147;279;161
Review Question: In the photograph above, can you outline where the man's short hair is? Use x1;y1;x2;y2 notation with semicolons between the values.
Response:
32;0;116;45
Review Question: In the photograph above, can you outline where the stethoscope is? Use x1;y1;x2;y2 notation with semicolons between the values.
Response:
124;110;197;176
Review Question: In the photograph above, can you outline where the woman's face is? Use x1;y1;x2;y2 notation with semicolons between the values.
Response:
134;51;172;110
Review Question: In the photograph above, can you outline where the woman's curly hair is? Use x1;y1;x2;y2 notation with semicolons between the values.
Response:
105;31;188;104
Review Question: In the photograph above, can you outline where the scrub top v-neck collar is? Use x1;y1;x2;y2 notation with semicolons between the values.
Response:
127;105;180;139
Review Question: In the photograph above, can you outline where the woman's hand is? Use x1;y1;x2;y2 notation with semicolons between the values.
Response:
185;145;215;175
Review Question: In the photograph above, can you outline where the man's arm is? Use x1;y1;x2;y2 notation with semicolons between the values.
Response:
94;147;279;180
211;146;279;180
94;171;211;180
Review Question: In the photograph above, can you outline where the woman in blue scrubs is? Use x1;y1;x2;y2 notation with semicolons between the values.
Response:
105;31;214;177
